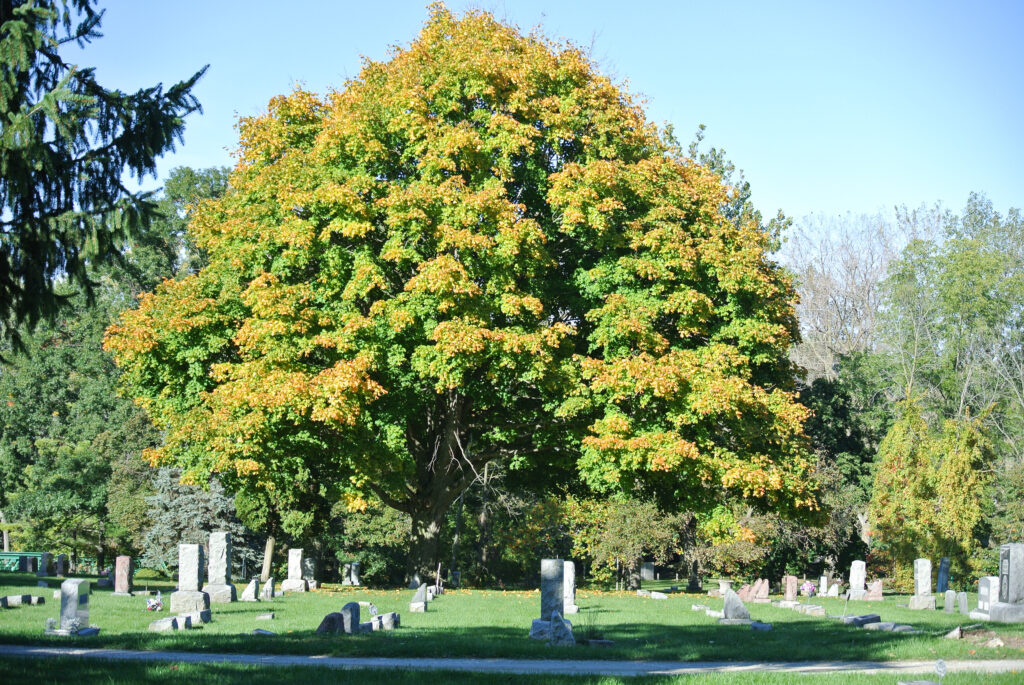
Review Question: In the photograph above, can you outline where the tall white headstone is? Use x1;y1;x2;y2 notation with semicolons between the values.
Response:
59;578;90;631
563;560;579;614
909;558;936;610
169;543;211;616
848;560;866;600
202;532;237;603
280;548;307;593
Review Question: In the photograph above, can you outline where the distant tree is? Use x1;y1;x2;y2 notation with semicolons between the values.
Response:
0;0;205;349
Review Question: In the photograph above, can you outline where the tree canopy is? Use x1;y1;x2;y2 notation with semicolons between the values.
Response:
0;0;205;348
106;5;817;575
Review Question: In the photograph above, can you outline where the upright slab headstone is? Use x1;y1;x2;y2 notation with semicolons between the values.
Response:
59;578;90;631
944;589;956;613
909;558;936;609
280;549;307;593
848;560;866;600
55;554;67;576
260;577;275;600
719;589;752;624
202;532;237;603
956;591;968;614
752;578;770;603
784;575;798;601
640;562;655;582
864;580;883;601
686;560;701;592
113;555;133;596
540;558;564;620
563;560;579;614
736;584;752;602
818;575;828;595
408;572;422;590
301;555;318;590
36;553;52;577
990;543;1024;623
937;557;951;593
979;576;999;612
827;583;840;597
169;544;210;615
410;583;428;612
350;561;361;586
341;562;353;585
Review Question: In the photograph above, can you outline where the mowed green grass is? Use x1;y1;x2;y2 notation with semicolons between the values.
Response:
2;571;1024;663
1;658;1023;685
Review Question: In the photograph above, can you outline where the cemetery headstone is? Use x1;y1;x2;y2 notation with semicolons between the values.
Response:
408;572;422;590
340;601;360;634
971;575;999;619
818;575;828;595
848;560;867;600
280;549;308;593
563;560;579;614
686;560;701;592
202;532;237;603
113;555;133;596
316;612;345;634
350;561;361;586
784;575;798;601
169;544;211;616
540;558;564;620
240;578;259;601
944;589;956;613
937;557;951;593
55;554;67;576
640;561;655;582
410;583;428;612
719;589;752;624
36;553;52;577
753;578;770;603
908;558;936;610
341;563;353;585
990;543;1024;623
59;579;89;631
737;584;752;602
956;591;968;614
301;555;318;589
827;583;840;597
864;580;883;601
549;610;575;646
260;577;275;600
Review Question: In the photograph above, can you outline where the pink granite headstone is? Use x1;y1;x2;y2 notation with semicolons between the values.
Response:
784;575;798;601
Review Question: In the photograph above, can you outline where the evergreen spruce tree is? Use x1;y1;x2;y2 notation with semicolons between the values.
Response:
0;0;205;348
141;467;259;577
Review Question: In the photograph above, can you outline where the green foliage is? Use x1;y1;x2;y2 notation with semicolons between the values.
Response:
327;498;411;586
0;0;205;349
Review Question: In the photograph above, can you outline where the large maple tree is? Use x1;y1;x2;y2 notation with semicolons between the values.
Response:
106;5;817;576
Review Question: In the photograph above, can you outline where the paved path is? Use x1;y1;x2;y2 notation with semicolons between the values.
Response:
2;645;1024;676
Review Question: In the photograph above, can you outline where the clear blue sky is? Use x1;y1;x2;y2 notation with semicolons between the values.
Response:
72;1;1023;219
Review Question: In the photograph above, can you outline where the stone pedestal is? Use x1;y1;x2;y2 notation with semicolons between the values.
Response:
908;594;936;610
281;549;307;593
280;579;308;593
202;584;237;603
169;590;211;614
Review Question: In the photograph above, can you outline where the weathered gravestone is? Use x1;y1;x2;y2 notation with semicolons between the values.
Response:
818;575;828;595
410;583;428;612
827;583;840;597
848;560;867;600
169;544;211;619
407;572;422;590
937;557;951;593
719;589;752;625
640;562;655;582
737;584;752;602
540;558;564;620
340;601;360;634
202;532;237;603
970;575;1000;619
990;543;1024;623
260;577;275;600
36;553;52;577
55;554;67;576
686;560;701;592
783;575;798;602
59;578;89;631
752;578;770;603
864;580;883;601
280;549;308;593
240;578;259;601
113;555;133;596
944;589;956;613
956;591;968;614
909;558;936;610
563;560;579;614
301;555;318;589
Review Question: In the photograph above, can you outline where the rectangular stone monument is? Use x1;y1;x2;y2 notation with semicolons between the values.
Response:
990;543;1024;623
956;591;968;614
818;575;828;596
937;557;951;593
59;578;90;631
301;555;318;589
783;575;798;601
259;577;275;600
753;578;770;603
944;589;956;612
170;544;210;616
410;583;427;612
36;553;52;577
202;532;237;603
540;558;564;620
848;560;866;600
640;561;655;582
563;560;579;614
864;579;883;601
908;558;935;609
827;583;840;597
970;575;999;619
113;555;133;596
55;554;67;576
280;549;308;593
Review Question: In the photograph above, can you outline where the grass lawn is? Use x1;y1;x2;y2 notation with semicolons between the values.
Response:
2;571;1024;663
1;658;1024;685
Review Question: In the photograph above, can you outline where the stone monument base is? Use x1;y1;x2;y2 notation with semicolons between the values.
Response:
410;601;426;612
847;589;866;601
202;583;237;603
908;595;936;610
111;592;133;597
178;609;211;624
280;579;307;593
169;590;210;614
989;602;1024;623
563;604;579;614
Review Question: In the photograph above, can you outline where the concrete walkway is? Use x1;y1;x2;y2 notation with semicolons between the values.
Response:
2;645;1024;676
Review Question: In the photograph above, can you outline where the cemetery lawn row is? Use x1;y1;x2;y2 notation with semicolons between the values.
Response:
3;573;1024;663
2;657;1023;685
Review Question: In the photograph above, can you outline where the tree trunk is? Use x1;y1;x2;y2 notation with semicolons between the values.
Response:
406;507;448;584
260;536;274;583
0;510;9;552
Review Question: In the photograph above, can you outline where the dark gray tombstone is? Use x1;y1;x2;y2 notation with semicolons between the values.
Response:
540;558;564;620
340;601;360;634
990;543;1024;623
640;562;655;582
937;557;951;593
